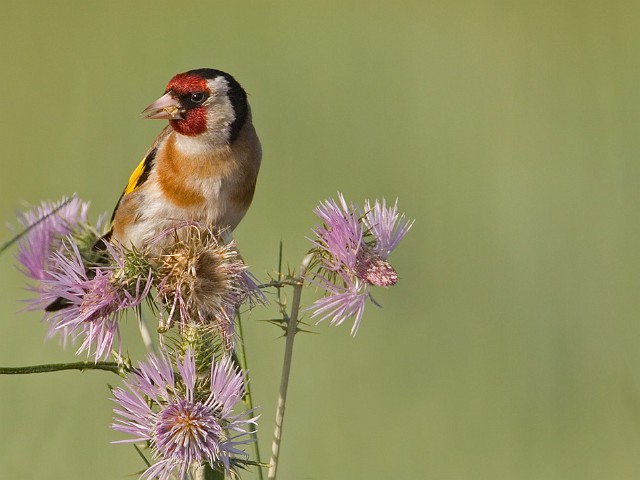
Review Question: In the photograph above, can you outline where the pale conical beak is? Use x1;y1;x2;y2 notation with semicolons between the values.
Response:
142;93;183;120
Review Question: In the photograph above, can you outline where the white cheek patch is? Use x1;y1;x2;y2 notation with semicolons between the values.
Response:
204;77;236;144
172;76;237;153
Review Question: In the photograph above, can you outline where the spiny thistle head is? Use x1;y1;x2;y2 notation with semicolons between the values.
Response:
154;225;247;348
115;245;156;285
111;348;258;480
38;241;153;360
168;324;227;377
308;193;413;334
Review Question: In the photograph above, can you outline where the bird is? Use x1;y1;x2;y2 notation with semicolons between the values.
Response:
44;68;261;312
106;67;262;250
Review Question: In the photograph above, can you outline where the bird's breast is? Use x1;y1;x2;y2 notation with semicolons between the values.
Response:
156;134;225;209
152;132;256;229
112;124;260;251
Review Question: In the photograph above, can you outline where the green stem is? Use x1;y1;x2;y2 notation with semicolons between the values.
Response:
257;279;298;290
0;361;124;376
267;253;314;480
137;306;157;354
236;311;264;480
195;464;224;480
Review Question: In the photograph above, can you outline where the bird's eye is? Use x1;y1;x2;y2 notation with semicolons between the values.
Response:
191;92;206;104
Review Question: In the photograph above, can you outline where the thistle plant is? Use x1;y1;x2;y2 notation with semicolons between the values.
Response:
308;194;414;334
112;349;258;479
1;192;412;480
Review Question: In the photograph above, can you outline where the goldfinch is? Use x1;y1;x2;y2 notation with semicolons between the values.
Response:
44;68;260;312
106;68;261;250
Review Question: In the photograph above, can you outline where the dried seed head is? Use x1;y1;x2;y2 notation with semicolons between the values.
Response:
155;225;246;344
355;252;398;287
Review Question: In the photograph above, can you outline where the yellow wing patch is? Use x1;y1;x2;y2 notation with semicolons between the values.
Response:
123;146;158;196
110;146;158;223
124;157;148;195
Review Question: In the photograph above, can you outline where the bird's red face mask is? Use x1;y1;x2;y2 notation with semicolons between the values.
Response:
142;73;210;136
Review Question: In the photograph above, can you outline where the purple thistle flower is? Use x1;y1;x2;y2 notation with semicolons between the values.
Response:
308;193;412;334
363;198;414;259
238;270;268;309
311;194;362;273
16;196;90;281
37;241;152;360
112;349;258;480
310;278;368;334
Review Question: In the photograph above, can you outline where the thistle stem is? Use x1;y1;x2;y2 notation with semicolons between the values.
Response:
0;361;124;376
236;311;264;480
267;253;314;480
194;464;224;480
136;307;157;354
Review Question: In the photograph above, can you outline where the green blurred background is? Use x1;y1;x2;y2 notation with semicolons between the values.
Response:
1;1;639;479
